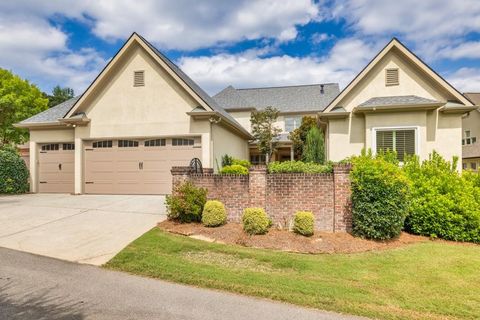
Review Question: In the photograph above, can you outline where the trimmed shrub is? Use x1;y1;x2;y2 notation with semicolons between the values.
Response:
0;147;29;194
166;181;207;223
404;152;480;243
242;208;271;235
350;153;409;240
202;200;227;227
267;161;332;174
293;211;314;236
221;154;233;167
231;158;252;169
220;164;249;175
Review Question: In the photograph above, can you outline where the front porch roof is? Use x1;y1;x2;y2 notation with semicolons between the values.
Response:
354;95;444;113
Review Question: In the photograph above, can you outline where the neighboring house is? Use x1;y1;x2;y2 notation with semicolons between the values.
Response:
17;35;477;195
213;84;339;163
461;93;480;171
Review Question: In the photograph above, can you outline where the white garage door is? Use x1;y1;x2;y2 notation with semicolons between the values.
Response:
84;137;202;194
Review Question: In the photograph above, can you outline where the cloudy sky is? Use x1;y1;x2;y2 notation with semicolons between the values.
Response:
1;0;480;96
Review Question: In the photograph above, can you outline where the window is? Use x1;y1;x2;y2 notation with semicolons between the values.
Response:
250;154;266;165
463;162;468;170
463;130;476;145
375;128;416;162
118;140;139;148
471;162;477;170
92;140;113;148
133;70;145;87
172;138;194;146
385;68;399;86
62;143;75;150
284;116;302;132
145;139;166;147
41;144;59;151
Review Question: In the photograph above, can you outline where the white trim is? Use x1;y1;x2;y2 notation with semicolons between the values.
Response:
372;126;420;158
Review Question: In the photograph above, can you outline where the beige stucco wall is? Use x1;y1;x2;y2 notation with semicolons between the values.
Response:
327;48;464;170
228;111;252;132
211;123;249;171
29;128;74;143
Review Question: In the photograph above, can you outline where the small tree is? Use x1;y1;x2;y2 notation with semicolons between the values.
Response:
302;126;325;164
288;116;317;158
250;106;281;163
47;85;75;108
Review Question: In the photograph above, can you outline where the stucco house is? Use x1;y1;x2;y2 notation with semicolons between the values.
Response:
17;34;477;195
461;93;480;171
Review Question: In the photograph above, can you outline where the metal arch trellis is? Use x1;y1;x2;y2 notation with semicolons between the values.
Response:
189;158;203;174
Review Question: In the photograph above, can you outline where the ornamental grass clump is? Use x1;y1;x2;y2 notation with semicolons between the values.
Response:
293;211;315;236
202;200;227;227
242;208;271;235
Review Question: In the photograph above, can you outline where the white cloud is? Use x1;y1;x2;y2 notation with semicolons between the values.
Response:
328;0;480;60
310;33;333;44
178;38;375;94
447;68;480;93
437;42;480;60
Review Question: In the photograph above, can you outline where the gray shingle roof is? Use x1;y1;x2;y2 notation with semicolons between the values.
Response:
463;144;480;159
19;96;80;124
358;95;441;108
213;83;340;113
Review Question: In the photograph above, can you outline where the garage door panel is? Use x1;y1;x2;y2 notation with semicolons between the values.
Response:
38;146;74;193
85;138;202;195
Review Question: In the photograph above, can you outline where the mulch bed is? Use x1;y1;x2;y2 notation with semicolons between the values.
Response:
158;220;429;254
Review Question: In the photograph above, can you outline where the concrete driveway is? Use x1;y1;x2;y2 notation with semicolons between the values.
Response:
0;193;166;265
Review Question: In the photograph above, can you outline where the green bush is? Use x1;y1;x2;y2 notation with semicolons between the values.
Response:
242;208;271;235
220;164;249;175
166;181;207;223
293;211;314;236
350;153;409;240
404;152;480;243
268;161;332;174
221;154;233;167
0;147;29;194
232;158;252;169
202;200;227;227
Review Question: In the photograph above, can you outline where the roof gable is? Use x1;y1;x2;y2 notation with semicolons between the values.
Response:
324;38;473;113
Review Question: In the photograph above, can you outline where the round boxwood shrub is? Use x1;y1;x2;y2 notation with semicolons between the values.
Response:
0;147;29;194
293;211;314;236
202;200;227;227
242;208;271;235
350;153;409;240
220;164;249;175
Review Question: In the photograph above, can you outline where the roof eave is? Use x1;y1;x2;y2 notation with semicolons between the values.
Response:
353;103;443;113
318;111;350;119
13;121;66;129
440;105;478;114
187;111;253;139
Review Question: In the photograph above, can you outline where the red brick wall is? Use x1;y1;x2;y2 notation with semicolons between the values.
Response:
171;164;352;232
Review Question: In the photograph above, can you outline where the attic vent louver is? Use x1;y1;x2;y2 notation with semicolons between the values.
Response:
134;70;145;87
385;68;399;86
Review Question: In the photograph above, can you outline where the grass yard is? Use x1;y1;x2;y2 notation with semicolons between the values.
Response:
105;228;480;320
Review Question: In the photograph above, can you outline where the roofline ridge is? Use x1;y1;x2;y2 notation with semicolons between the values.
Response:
236;83;339;90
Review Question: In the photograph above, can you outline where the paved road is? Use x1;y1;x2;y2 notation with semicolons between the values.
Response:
0;247;365;320
0;194;165;265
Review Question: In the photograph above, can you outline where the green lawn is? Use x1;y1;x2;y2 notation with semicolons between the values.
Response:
105;228;480;320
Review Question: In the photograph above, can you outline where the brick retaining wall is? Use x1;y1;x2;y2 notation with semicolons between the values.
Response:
171;164;352;232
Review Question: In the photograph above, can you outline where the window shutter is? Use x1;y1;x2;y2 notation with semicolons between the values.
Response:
376;131;394;154
385;68;399;86
395;130;415;161
134;71;145;87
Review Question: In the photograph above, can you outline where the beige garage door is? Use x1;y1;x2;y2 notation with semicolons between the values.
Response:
84;137;202;195
38;143;75;193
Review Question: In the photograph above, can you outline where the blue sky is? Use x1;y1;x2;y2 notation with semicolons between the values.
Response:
1;0;480;96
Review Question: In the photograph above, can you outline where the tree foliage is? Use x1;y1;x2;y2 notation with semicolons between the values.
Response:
0;69;48;146
302;126;325;164
250;106;281;163
288;116;317;158
47;85;75;108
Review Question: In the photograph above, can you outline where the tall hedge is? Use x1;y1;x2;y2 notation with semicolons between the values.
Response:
350;153;409;240
0;147;29;193
404;152;480;243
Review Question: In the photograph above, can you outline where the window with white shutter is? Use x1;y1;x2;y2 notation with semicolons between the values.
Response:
375;129;416;161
